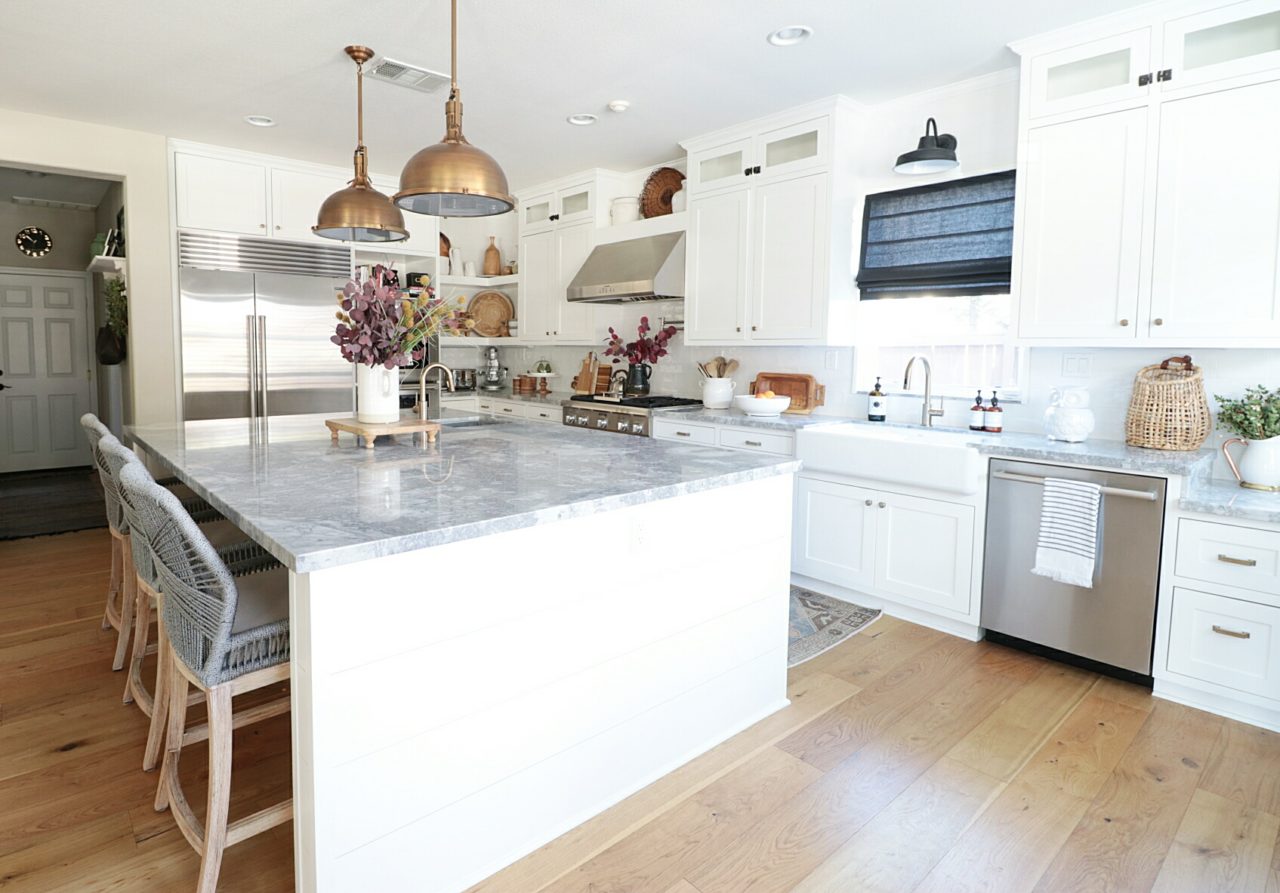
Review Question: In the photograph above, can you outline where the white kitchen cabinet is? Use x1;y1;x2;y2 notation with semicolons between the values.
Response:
271;168;345;241
791;478;878;591
1026;29;1153;119
686;136;755;194
519;180;595;233
174;152;269;235
521;191;556;233
751;173;829;341
1016;109;1149;340
685;118;828;194
1162;0;1280;94
519;223;595;343
685;188;751;341
371;176;440;254
873;492;974;614
1148;78;1280;339
1167;586;1280;701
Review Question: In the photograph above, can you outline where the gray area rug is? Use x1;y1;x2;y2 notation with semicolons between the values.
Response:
788;586;881;667
0;467;105;540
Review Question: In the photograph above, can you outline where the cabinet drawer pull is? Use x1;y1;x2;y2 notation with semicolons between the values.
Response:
675;431;691;437
1217;554;1257;567
502;407;515;413
744;440;762;447
1212;624;1251;640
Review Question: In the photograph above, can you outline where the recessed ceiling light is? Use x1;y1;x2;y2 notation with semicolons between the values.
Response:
767;25;813;46
607;100;631;113
566;113;598;126
243;115;277;128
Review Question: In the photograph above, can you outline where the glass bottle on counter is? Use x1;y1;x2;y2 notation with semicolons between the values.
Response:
867;377;887;422
984;391;1004;433
969;391;985;431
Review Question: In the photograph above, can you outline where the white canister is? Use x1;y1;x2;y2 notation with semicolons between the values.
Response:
463;260;477;278
671;187;687;213
1043;387;1096;443
449;248;463;276
611;197;641;225
1222;435;1280;491
701;378;736;409
355;364;401;424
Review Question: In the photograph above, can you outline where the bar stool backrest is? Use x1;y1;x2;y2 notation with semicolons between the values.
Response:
118;463;240;688
98;438;160;592
79;413;126;534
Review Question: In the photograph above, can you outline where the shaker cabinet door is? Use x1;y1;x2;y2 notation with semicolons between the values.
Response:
1161;0;1280;95
518;229;555;342
175;153;269;235
1148;78;1280;339
751;172;827;341
1016;109;1149;340
792;478;877;591
1026;29;1153;119
271;168;345;242
684;188;751;343
553;223;595;342
873;492;974;615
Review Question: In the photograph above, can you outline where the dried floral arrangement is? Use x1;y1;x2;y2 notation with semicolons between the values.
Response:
331;266;461;368
603;316;678;366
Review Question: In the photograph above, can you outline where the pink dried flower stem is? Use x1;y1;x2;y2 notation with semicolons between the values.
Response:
331;265;461;368
603;316;678;366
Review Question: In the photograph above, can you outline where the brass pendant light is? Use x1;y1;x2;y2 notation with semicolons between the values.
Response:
313;45;409;242
395;0;514;218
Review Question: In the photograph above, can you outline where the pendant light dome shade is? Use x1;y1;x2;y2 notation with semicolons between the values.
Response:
894;117;959;175
314;46;409;242
395;0;514;218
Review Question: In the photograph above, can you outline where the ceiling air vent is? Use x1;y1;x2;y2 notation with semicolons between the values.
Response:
366;56;449;93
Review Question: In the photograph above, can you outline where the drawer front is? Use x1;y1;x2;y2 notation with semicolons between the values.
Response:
1176;518;1280;600
523;404;559;423
492;402;523;419
717;427;794;456
652;419;717;445
1168;586;1280;700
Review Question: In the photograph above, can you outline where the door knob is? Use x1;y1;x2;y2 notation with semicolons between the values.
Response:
1153;318;1164;326
1119;319;1130;326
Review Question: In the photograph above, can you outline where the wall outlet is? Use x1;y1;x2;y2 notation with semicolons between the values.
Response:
824;350;840;371
1060;353;1093;378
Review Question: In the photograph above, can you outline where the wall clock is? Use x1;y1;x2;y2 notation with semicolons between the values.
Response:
15;227;53;258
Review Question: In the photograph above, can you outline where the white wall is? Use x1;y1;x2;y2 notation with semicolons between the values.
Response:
0;108;176;425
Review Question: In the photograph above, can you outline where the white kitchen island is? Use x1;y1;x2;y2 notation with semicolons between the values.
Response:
128;412;798;893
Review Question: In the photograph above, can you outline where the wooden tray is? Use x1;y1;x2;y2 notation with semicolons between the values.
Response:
467;290;514;338
749;373;826;414
325;417;441;450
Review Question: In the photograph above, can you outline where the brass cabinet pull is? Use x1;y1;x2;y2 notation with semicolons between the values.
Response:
745;440;762;447
1217;554;1258;567
675;431;690;437
1212;625;1251;640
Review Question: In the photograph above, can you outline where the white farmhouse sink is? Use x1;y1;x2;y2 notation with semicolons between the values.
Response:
796;423;984;495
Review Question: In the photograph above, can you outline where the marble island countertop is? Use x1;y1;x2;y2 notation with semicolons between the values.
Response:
128;412;799;573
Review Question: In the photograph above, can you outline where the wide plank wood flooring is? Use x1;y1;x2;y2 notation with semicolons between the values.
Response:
2;529;1278;892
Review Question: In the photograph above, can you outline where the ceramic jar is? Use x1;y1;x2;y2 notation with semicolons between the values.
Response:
701;378;736;409
355;364;401;424
1043;387;1096;443
1222;435;1280;491
611;197;641;225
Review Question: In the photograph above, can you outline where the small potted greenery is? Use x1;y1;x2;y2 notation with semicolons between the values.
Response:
1215;385;1280;491
96;278;128;365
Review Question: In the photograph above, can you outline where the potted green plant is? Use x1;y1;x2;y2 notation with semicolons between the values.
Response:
1215;385;1280;491
96;279;128;365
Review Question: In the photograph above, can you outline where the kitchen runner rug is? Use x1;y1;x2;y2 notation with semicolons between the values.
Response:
788;586;882;667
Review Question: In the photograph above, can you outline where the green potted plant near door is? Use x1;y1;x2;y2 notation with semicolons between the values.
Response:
1216;385;1280;491
96;278;128;365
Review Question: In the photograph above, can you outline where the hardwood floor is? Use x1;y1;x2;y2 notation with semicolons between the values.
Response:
2;529;1278;892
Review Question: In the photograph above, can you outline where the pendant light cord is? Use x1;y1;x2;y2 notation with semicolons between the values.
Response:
356;57;365;148
450;0;459;98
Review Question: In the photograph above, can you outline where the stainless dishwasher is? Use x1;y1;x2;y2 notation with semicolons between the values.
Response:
981;458;1166;683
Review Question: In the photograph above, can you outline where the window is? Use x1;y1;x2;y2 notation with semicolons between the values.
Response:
854;293;1026;399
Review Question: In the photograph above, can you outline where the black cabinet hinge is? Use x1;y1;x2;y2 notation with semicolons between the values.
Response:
1157;69;1173;82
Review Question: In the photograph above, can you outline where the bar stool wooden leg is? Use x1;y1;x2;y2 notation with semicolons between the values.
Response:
198;686;234;893
103;534;122;630
111;541;136;672
155;652;187;813
143;610;171;772
124;582;154;707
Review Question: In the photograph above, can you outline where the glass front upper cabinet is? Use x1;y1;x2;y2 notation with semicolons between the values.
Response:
1163;0;1280;92
1028;29;1153;118
756;118;829;181
556;183;593;224
522;192;554;230
686;137;753;193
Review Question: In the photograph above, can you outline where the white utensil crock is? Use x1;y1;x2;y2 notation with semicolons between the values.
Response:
355;364;401;424
1043;387;1096;443
611;197;641;225
701;378;736;409
1222;435;1280;491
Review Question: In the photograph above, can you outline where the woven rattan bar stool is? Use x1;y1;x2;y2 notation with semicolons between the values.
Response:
97;437;280;771
80;414;220;672
118;463;291;893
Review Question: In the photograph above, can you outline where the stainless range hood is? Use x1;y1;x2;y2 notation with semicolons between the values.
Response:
566;232;684;303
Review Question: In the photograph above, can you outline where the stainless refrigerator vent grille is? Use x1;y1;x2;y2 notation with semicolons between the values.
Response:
178;231;351;278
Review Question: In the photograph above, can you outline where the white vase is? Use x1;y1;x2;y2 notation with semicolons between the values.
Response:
701;377;736;409
1043;386;1096;443
1222;435;1280;491
355;364;401;424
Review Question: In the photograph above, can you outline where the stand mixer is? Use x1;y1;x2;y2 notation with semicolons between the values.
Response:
478;345;507;391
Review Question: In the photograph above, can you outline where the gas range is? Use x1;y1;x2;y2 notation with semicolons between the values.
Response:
561;395;702;437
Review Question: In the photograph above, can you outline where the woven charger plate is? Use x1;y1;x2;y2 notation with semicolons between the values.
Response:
640;166;686;218
467;290;514;338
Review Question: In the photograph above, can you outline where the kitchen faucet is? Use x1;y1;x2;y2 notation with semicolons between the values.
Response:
902;355;945;427
418;363;456;421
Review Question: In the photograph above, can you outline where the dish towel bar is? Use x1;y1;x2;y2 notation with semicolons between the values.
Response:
1030;476;1102;589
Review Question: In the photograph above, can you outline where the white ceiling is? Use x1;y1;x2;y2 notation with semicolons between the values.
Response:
0;167;114;206
2;1;1144;191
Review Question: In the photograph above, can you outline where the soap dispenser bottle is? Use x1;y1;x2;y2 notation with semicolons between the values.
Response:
984;391;1004;433
969;391;986;431
868;377;887;422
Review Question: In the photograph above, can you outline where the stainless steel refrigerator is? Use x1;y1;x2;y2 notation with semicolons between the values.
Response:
178;233;355;422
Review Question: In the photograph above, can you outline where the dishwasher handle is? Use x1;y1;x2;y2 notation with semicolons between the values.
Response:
990;470;1159;502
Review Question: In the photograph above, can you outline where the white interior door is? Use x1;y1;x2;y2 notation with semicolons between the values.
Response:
1149;78;1280;338
0;271;94;472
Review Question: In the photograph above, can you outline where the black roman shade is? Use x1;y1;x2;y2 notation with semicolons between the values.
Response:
856;170;1015;300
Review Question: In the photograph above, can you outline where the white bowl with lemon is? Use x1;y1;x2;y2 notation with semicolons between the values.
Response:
734;392;791;418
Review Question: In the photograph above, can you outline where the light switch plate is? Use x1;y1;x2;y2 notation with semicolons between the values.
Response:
824;350;840;371
1060;353;1093;378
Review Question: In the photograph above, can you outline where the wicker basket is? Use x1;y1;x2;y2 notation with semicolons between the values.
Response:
1125;355;1211;451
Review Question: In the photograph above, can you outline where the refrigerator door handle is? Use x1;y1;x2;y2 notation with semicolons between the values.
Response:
257;315;269;420
247;314;258;419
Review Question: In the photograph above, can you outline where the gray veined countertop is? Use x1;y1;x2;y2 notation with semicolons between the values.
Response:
127;412;799;573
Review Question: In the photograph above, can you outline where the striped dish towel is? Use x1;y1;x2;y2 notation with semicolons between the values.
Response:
1031;477;1102;589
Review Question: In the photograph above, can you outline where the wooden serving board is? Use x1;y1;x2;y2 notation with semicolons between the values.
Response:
325;417;442;450
573;353;599;394
749;373;826;414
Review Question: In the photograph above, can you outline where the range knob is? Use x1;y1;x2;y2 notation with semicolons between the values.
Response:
564;414;577;425
631;423;644;434
616;420;628;431
597;417;608;428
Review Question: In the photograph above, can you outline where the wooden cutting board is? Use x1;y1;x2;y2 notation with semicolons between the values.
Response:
749;373;826;414
573;353;599;394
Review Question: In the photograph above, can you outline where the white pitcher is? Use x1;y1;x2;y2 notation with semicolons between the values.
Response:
1222;435;1280;491
1043;387;1096;443
355;364;401;424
